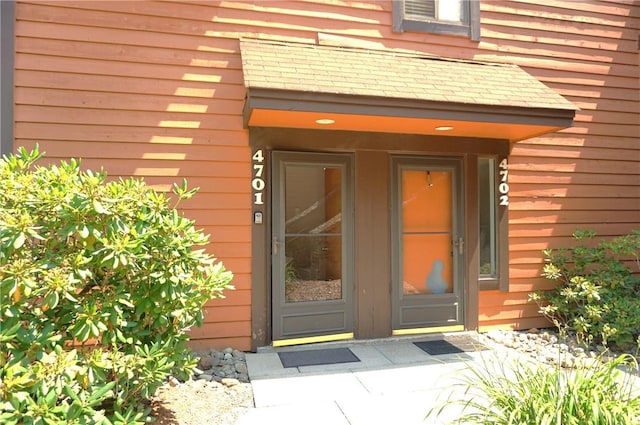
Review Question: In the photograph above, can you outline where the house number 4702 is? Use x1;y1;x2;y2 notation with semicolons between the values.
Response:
498;158;509;206
252;149;265;205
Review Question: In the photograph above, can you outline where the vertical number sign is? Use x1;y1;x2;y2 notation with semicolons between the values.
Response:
252;149;265;205
498;158;509;206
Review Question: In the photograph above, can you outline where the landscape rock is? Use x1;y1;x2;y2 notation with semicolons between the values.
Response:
222;378;240;387
197;355;213;370
482;328;639;369
193;347;250;382
235;362;248;375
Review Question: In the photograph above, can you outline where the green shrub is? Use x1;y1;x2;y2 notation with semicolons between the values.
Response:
530;229;640;348
0;146;234;424
427;351;640;425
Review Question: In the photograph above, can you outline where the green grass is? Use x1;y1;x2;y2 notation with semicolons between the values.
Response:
427;352;640;425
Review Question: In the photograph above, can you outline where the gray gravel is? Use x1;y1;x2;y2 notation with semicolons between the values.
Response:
149;347;253;425
481;327;636;368
193;346;250;383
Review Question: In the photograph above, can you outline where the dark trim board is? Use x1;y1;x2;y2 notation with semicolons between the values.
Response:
464;155;480;330
245;89;576;130
0;1;14;155
251;145;271;349
250;127;511;157
355;150;391;339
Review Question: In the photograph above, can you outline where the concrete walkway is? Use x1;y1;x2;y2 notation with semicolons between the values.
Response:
237;334;512;425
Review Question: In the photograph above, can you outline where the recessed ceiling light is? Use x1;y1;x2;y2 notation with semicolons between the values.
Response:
315;118;335;125
435;126;454;131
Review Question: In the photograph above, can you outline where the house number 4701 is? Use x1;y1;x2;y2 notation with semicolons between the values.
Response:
252;149;265;205
498;158;509;206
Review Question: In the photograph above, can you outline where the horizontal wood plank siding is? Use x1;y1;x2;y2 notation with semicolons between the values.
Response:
477;0;639;331
13;0;639;346
14;0;253;349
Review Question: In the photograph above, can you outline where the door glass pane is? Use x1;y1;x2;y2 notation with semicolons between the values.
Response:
284;165;342;303
403;234;452;295
403;170;451;232
285;236;341;302
285;166;341;234
401;169;453;295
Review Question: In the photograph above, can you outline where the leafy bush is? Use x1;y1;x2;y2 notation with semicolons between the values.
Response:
0;146;234;424
530;229;640;348
427;351;640;425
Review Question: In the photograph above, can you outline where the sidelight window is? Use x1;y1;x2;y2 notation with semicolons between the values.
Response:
479;157;497;279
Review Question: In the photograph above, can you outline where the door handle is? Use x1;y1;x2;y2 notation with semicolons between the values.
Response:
454;237;464;256
272;236;281;255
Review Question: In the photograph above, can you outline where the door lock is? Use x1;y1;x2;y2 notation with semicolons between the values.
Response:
254;211;263;224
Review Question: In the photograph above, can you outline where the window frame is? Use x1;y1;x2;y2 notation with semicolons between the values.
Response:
477;155;509;291
478;157;497;279
392;0;480;41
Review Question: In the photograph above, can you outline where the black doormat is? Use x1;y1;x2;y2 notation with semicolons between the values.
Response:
278;347;360;368
414;336;488;356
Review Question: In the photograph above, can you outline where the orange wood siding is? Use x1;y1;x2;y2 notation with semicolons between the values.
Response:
478;0;640;331
13;0;639;346
13;0;253;349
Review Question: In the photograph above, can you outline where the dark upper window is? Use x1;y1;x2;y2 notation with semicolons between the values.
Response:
392;0;480;41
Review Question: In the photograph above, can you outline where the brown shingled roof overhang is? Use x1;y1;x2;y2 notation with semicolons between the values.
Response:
240;39;577;143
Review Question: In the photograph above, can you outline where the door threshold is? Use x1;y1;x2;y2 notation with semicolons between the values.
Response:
257;329;477;353
273;332;354;348
392;324;464;336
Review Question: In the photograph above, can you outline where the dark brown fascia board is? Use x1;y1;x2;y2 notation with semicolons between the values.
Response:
249;126;511;157
243;88;576;130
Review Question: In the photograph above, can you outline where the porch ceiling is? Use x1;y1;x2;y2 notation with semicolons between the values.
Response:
240;39;577;142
